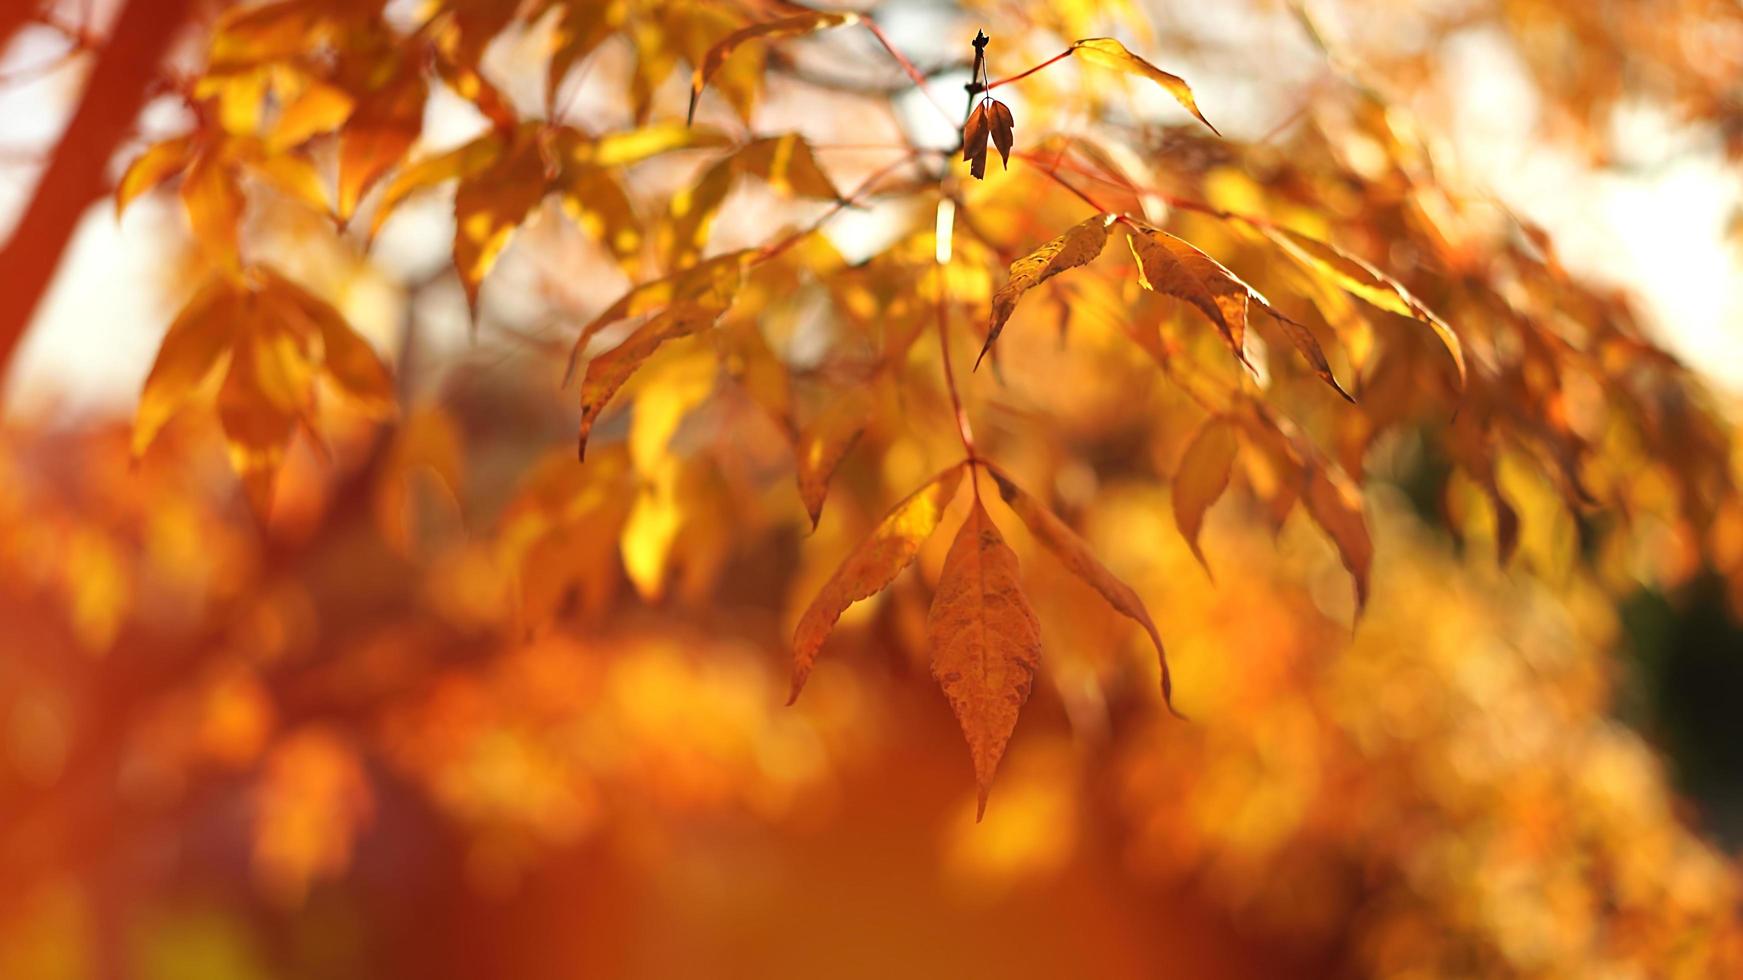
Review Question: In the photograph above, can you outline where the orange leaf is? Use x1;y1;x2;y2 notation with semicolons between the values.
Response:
180;150;245;273
980;214;1113;367
116;136;195;218
1124;221;1253;362
1172;417;1239;574
990;469;1180;717
1070;38;1219;135
789;463;965;702
133;280;240;456
338;66;426;221
927;496;1042;818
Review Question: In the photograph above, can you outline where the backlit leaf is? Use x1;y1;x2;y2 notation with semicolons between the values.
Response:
1124;221;1252;361
1263;226;1466;387
688;8;859;124
1303;461;1373;614
789;463;965;702
1171;417;1238;573
116;137;195;217
1070;38;1219;135
980;214;1113;367
990;468;1179;716
795;388;873;529
576;304;726;460
928;496;1042;818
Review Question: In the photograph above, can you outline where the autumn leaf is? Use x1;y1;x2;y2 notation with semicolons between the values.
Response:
688;8;860;124
990;468;1180;716
576;303;727;461
1124;221;1254;363
795;388;874;529
928;496;1042;818
337;61;426;221
116;136;196;217
1172;417;1239;574
963;101;991;180
789;463;965;703
987;100;1015;170
1262;226;1466;387
1070;38;1218;135
133;267;394;517
567;251;751;384
1303;461;1372;614
979;214;1114;367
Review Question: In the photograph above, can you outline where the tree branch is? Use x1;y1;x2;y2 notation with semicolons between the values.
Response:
0;0;194;392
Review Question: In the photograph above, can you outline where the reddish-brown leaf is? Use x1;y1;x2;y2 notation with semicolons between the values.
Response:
962;101;991;180
987;99;1015;170
928;496;1042;818
1303;462;1373;614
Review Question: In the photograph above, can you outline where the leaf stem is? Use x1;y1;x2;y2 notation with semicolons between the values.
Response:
862;18;958;128
933;199;977;464
976;47;1072;93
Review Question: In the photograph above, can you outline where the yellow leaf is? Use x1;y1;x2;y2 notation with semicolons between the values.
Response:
133;280;240;456
245;146;332;214
262;269;395;415
217;318;314;518
1303;461;1373;614
661;157;734;267
180;151;245;272
116;136;195;218
567;251;751;381
1070;38;1219;135
687;8;859;124
576;303;726;460
451;131;548;316
628;348;716;474
733;134;838;199
928;496;1042;819
1171;417;1238;573
1263;226;1466;387
621;459;684;601
790;463;965;701
795;387;873;529
576;123;731;168
990;468;1180;716
269;79;354;151
561;166;642;275
980;214;1113;367
368;130;506;241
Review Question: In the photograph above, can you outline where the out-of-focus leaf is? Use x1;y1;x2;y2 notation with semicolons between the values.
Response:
368;130;507;241
1171;417;1238;573
980;214;1113;366
1303;461;1372;613
116;137;196;217
181;151;245;272
687;8;859;124
576;303;726;460
133;281;240;456
990;468;1179;716
1070;38;1219;134
794;387;874;529
790;463;965;702
451;131;548;316
1263;226;1466;387
733;134;839;199
338;64;426;221
928;496;1042;819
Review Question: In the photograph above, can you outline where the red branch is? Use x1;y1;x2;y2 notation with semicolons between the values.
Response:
0;0;195;391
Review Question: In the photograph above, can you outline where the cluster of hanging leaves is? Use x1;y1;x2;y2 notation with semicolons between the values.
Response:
114;0;1738;812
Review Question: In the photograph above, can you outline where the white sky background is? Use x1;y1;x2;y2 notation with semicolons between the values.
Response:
1;0;1741;417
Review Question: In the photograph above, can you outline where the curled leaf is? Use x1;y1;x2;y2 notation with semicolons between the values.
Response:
1264;306;1355;402
1124;221;1253;362
980;214;1113;367
928;497;1042;819
790;463;965;702
962;101;991;180
1172;417;1239;574
1070;38;1218;135
990;468;1180;716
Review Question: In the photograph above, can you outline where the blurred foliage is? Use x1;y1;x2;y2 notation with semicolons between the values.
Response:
1;0;1742;975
